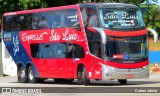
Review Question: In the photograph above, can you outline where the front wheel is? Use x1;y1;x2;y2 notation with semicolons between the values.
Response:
28;66;38;83
18;67;28;83
77;67;90;85
118;79;127;85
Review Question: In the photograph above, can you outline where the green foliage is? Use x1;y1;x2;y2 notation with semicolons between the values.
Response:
0;0;48;41
99;0;144;6
141;4;160;36
0;0;48;23
18;0;47;10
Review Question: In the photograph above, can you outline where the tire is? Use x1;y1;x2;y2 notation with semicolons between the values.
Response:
28;66;38;83
118;79;127;85
18;67;28;83
77;67;90;85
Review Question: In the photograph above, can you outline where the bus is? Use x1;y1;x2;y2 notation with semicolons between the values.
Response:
1;3;158;85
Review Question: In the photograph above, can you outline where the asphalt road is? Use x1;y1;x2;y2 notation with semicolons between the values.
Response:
0;72;160;96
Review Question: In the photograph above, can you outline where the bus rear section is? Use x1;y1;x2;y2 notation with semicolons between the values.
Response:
2;5;86;83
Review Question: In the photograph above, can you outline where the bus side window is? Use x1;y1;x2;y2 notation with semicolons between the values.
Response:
56;43;66;58
53;15;61;28
74;44;84;58
80;7;99;27
93;41;101;57
66;9;79;28
81;8;88;27
30;44;39;58
66;44;74;58
51;10;65;28
87;8;99;27
38;16;47;29
32;14;39;30
66;44;84;58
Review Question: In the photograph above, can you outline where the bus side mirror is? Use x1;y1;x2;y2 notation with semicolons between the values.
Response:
147;28;158;43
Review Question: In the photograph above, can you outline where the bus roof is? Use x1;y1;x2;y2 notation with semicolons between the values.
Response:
3;3;138;16
79;3;139;9
3;5;79;16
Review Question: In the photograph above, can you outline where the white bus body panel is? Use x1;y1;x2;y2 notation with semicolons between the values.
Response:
2;41;17;76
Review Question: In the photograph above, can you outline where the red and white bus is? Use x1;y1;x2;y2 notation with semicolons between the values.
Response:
2;3;158;85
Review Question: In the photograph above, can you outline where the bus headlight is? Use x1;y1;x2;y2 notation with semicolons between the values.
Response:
142;65;148;69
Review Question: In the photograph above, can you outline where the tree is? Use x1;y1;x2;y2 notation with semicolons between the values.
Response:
0;0;48;25
0;0;48;41
98;0;145;6
141;4;160;36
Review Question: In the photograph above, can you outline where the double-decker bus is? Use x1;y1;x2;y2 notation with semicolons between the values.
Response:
1;3;158;85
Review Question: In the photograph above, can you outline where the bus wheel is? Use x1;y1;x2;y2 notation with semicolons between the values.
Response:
77;67;90;85
118;79;127;85
18;67;28;83
28;66;38;83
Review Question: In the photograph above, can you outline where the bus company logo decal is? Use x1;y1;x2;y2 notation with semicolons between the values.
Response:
50;29;79;41
13;35;20;56
22;29;80;43
95;70;100;75
62;29;79;41
50;29;61;41
4;33;12;41
22;32;48;43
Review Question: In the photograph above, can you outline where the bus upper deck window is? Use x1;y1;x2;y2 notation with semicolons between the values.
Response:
38;16;47;29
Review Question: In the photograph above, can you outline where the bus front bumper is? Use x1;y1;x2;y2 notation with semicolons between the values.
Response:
102;65;149;80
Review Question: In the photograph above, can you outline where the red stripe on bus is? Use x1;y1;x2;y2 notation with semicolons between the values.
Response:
107;60;148;68
104;29;147;37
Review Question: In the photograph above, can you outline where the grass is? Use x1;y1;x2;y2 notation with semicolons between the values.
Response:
149;37;160;51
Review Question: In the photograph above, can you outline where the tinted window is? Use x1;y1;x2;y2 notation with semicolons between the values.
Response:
66;9;79;28
86;30;101;58
3;9;79;32
66;44;85;58
99;8;145;30
31;43;84;58
31;43;67;58
81;8;99;27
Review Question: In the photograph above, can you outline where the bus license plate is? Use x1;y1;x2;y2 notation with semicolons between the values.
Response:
125;74;134;78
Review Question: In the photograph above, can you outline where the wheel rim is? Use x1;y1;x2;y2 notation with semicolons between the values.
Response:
20;69;25;78
29;69;34;80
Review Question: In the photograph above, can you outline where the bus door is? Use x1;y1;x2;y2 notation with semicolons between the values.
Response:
65;43;85;78
86;27;103;79
53;43;68;78
60;8;83;78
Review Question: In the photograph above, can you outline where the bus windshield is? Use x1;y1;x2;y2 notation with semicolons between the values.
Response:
99;8;145;30
106;35;148;63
